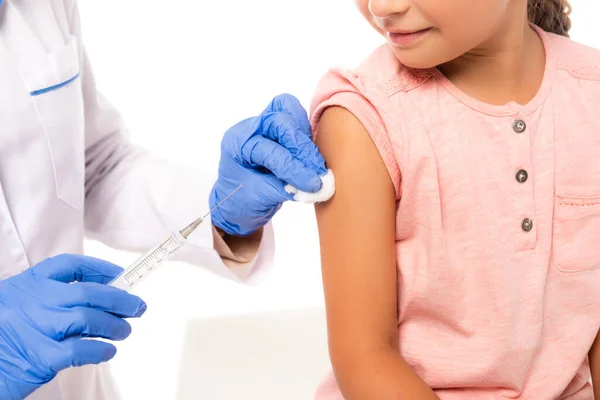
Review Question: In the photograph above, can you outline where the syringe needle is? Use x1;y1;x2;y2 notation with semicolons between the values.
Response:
179;183;244;238
201;183;244;220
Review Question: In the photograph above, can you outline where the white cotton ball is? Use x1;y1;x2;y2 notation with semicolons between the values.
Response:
284;169;336;203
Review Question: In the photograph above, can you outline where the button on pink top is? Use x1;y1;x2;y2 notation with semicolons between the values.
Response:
310;26;600;399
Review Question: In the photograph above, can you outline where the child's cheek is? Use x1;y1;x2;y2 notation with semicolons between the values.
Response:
354;0;388;37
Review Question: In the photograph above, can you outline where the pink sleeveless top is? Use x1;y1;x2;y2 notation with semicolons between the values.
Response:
310;26;600;399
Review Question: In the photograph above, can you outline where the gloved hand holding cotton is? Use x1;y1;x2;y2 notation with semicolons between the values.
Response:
210;94;335;236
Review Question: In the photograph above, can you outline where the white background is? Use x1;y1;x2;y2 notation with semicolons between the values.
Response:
77;1;600;399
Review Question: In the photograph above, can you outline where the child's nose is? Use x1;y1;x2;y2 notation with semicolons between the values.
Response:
368;0;410;19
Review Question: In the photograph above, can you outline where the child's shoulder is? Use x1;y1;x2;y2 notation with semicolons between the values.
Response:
327;44;432;97
546;32;600;81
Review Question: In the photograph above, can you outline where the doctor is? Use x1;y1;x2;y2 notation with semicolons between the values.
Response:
0;1;326;399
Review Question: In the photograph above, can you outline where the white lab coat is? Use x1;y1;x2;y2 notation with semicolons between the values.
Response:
0;0;274;399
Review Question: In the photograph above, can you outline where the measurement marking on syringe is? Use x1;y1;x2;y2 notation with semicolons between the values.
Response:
123;238;179;286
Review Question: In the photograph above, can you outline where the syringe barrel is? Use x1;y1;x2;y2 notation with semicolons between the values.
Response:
108;231;186;292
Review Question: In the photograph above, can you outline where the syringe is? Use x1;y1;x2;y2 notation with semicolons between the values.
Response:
108;184;243;292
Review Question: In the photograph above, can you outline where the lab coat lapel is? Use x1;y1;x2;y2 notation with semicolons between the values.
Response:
0;0;47;62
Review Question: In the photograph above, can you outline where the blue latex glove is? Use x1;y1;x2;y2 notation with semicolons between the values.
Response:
0;254;146;399
210;94;327;236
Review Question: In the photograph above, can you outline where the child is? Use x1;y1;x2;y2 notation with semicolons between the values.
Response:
310;0;600;399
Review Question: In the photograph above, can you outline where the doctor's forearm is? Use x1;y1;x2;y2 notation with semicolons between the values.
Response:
84;135;264;274
85;132;213;249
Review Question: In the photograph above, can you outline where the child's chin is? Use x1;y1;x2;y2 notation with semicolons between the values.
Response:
390;46;452;70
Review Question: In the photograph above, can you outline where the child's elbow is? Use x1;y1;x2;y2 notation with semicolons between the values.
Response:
329;341;394;389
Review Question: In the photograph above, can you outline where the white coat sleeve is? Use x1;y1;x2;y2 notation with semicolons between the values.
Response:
65;2;274;283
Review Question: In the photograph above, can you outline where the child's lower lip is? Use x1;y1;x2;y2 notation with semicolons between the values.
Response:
388;28;431;46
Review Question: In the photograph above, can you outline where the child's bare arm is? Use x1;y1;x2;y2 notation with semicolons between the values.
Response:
314;106;438;400
590;327;600;399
